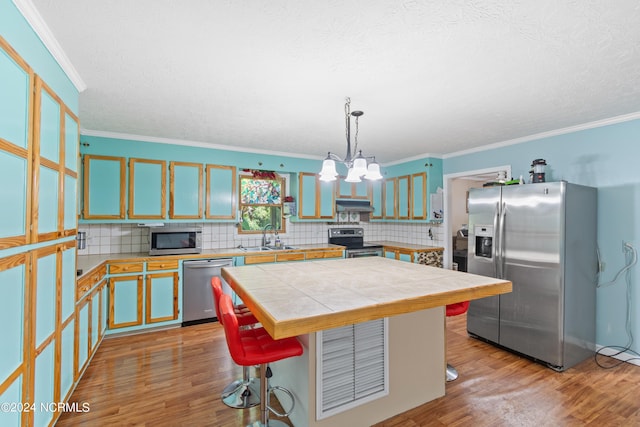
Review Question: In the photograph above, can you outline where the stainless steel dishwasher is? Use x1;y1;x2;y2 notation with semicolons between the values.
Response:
182;258;233;326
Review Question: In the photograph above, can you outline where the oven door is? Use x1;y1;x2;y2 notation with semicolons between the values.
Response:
346;248;383;258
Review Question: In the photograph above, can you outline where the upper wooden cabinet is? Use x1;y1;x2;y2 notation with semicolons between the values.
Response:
411;172;427;220
369;180;384;220
169;161;203;219
0;37;32;249
298;172;335;220
383;177;397;219
336;176;369;199
206;164;236;220
82;155;126;220
128;158;166;219
397;175;410;220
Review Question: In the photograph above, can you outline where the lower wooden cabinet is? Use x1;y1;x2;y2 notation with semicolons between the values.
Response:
75;279;107;380
107;261;180;333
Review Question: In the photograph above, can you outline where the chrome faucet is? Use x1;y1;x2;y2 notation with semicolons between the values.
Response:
262;224;273;247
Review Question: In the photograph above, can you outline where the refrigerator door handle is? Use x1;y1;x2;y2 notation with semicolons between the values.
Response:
499;201;507;279
493;201;500;278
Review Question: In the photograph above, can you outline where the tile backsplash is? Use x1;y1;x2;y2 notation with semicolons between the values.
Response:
77;221;444;255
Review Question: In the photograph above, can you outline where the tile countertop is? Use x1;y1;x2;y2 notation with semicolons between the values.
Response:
76;243;345;279
221;257;511;340
367;241;444;252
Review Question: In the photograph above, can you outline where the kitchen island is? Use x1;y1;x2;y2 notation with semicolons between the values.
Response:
221;257;511;426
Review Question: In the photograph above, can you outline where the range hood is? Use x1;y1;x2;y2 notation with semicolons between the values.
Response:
335;200;374;213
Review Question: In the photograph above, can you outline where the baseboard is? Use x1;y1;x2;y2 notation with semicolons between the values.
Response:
595;345;640;367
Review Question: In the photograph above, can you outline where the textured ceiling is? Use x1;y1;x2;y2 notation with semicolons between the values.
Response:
30;0;640;163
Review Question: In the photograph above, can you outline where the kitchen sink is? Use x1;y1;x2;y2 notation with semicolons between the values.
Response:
241;247;272;252
240;245;297;252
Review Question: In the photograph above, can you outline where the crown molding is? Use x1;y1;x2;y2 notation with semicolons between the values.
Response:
442;110;640;159
12;0;86;92
80;128;322;161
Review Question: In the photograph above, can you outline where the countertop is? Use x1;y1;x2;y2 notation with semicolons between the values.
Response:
367;241;444;252
221;257;511;339
76;243;344;279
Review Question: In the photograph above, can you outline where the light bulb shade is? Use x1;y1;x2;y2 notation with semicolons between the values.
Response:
364;162;383;180
352;154;368;176
319;158;338;179
344;167;362;183
319;173;337;182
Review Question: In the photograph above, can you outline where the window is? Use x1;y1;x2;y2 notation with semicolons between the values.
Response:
238;175;285;233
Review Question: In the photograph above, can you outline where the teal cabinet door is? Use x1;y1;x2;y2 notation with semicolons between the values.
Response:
0;42;31;248
384;178;397;219
298;173;318;219
399;253;412;263
60;319;75;401
109;275;143;329
100;282;108;336
0;254;27;404
35;249;57;347
0;149;28;247
318;180;336;219
298;172;335;219
369;180;383;219
63;174;77;231
170;161;203;219
0;42;30;151
64;112;79;173
397;175;410;220
206;164;236;219
384;251;395;260
37;87;60;165
90;287;102;354
75;298;90;376
60;244;76;322
145;272;179;323
336;176;369;199
33;342;55;427
129;158;166;219
411;172;427;220
37;165;59;238
83;155;126;219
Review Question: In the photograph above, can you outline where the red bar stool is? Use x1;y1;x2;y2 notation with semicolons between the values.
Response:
219;292;303;427
211;277;260;409
445;301;470;382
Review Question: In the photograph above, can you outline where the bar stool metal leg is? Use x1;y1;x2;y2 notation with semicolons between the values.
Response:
222;365;260;409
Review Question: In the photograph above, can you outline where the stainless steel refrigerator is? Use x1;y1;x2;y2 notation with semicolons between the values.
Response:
466;181;597;371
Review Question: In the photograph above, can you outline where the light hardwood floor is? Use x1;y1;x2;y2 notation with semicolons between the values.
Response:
57;314;640;426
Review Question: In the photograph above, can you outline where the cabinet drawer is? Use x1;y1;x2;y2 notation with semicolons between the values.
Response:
305;250;344;260
147;260;179;271
276;253;305;262
244;254;276;265
109;262;144;274
77;265;106;301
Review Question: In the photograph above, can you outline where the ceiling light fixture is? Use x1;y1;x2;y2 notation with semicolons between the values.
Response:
319;97;383;182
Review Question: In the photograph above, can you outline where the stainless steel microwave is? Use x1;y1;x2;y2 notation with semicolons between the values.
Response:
149;227;202;256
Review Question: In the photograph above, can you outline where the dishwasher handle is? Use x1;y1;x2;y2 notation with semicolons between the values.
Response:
184;259;233;269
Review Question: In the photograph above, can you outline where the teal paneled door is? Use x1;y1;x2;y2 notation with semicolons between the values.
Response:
206;164;236;219
0;253;27;427
0;38;31;248
109;275;143;329
411;172;427;220
128;158;166;219
397;175;410;220
82;155;125;219
298;173;318;219
369;180;383;220
384;178;397;219
169;161;203;219
146;272;179;323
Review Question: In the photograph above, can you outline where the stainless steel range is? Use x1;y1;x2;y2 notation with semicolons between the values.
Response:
328;227;383;258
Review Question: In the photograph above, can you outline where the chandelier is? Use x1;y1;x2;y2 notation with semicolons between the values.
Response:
318;97;383;182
